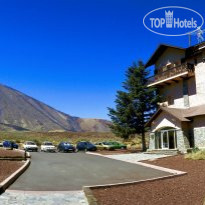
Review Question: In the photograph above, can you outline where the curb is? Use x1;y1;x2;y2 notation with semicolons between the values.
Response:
83;187;98;205
0;159;30;193
17;149;31;158
0;158;27;161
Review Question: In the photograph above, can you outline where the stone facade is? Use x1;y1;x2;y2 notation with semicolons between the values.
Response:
149;133;155;150
176;129;190;153
194;127;205;148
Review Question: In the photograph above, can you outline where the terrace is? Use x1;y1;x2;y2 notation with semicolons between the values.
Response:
147;62;195;87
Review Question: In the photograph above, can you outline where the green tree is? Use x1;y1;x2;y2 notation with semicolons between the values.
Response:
108;61;159;151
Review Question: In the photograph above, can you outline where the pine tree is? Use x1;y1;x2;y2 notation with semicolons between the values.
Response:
108;61;160;151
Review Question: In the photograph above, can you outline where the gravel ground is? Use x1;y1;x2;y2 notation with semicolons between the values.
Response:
0;149;24;158
104;153;170;162
0;160;23;182
92;155;205;205
95;149;141;155
0;191;88;205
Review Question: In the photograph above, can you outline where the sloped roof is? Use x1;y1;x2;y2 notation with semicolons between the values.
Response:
184;104;205;118
146;106;190;127
146;104;205;127
145;44;185;68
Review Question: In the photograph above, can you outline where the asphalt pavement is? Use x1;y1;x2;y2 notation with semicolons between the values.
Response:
8;152;171;191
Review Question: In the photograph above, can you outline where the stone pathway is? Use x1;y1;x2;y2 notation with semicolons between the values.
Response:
0;190;88;205
104;153;170;163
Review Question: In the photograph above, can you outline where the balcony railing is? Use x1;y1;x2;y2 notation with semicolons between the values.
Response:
147;63;194;86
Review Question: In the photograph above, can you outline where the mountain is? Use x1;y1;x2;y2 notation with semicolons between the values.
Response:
0;84;110;132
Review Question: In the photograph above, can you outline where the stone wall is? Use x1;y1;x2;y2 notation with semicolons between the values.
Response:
149;133;155;150
189;58;205;107
194;127;205;148
176;129;190;153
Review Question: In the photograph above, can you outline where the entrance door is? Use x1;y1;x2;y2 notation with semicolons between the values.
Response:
161;131;169;149
168;130;176;149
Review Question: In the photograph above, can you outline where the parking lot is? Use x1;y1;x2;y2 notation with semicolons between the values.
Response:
8;152;171;191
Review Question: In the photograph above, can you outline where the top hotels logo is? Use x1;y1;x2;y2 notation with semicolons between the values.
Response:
143;6;204;36
165;10;173;28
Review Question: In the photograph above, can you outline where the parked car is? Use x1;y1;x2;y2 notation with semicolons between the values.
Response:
0;142;3;147
23;141;38;152
76;141;97;151
3;140;19;149
57;142;75;153
109;141;127;149
41;141;56;152
95;142;115;150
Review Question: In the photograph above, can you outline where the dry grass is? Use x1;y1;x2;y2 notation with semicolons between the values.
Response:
185;150;205;160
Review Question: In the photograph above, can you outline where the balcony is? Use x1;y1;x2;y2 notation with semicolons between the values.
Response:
147;63;195;87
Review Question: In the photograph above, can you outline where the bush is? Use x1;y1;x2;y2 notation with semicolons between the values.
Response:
33;139;41;146
185;149;205;160
192;147;200;153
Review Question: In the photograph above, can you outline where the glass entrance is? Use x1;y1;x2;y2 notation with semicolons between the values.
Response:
155;129;177;150
161;131;169;149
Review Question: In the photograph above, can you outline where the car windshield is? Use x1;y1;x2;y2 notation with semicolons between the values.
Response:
44;142;53;145
26;142;35;145
112;142;120;145
64;142;71;145
103;142;112;145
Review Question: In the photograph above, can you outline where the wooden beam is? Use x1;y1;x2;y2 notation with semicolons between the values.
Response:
172;79;179;83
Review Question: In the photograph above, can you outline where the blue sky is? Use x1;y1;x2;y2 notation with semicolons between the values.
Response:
0;0;204;119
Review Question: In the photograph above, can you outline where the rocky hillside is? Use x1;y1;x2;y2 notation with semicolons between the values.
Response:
0;84;110;132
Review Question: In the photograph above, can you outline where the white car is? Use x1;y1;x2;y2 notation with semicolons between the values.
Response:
40;141;56;152
23;141;38;152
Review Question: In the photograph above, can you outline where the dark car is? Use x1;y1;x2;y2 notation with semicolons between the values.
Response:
76;141;97;152
3;141;19;149
57;142;76;153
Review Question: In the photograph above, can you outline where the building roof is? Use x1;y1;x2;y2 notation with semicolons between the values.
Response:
144;44;185;68
146;104;205;127
185;104;205;118
145;42;205;68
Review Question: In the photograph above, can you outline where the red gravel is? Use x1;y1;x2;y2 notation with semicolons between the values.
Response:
92;155;205;205
0;149;24;158
0;160;23;182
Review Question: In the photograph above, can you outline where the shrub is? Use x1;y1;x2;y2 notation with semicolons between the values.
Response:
192;147;200;153
33;139;41;146
185;149;205;160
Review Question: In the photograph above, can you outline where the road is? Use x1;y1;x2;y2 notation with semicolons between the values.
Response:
8;152;170;191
